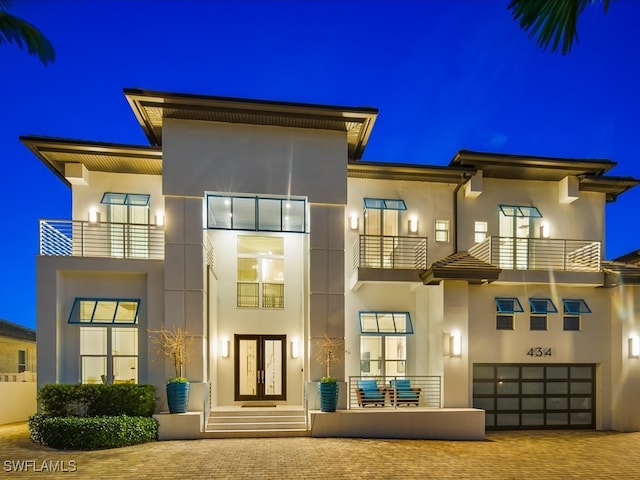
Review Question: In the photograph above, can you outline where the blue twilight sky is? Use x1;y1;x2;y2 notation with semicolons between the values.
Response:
2;0;640;330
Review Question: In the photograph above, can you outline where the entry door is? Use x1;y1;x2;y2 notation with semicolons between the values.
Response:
234;335;287;401
499;213;531;269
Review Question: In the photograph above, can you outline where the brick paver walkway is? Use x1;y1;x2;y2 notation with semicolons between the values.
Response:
2;422;640;479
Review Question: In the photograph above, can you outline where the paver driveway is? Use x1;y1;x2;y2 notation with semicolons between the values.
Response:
2;423;640;479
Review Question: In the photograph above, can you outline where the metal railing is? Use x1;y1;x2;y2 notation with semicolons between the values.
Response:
468;236;601;272
39;219;164;260
348;375;442;409
237;282;284;308
353;235;428;271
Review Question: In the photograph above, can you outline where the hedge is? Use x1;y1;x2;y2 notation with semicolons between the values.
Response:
38;384;156;417
29;414;158;450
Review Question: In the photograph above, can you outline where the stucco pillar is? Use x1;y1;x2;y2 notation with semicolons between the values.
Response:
441;280;470;408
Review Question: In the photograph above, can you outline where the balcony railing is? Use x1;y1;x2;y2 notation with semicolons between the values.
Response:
39;219;164;260
468;236;601;272
353;235;427;271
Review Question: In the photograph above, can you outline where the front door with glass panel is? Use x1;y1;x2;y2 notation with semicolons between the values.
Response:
234;335;286;401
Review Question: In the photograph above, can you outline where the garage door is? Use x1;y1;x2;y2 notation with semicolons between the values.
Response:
473;364;595;430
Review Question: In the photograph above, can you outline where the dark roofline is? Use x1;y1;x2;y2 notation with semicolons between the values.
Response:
348;160;475;183
0;319;36;342
450;149;616;175
612;249;640;264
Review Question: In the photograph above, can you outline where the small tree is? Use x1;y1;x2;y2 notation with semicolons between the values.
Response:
149;326;193;382
312;335;349;382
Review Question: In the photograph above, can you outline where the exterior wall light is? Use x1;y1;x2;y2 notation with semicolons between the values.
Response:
630;336;640;358
349;214;359;231
155;212;165;226
291;338;300;359
541;222;550;238
88;208;99;223
221;337;229;358
409;217;419;234
450;334;462;357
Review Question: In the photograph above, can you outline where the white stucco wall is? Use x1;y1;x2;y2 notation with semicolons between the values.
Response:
457;177;606;252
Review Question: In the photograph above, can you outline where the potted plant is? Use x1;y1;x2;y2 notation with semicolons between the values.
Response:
313;335;348;412
150;326;193;414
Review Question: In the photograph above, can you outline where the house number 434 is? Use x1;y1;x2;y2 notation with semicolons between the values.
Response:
527;347;552;357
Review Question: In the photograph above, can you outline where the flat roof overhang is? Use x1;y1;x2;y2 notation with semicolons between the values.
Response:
124;88;378;160
20;136;162;187
348;161;474;183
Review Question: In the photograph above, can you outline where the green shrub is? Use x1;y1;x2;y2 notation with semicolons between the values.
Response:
38;384;156;417
29;414;158;450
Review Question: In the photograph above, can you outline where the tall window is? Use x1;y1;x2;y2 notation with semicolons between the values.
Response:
18;350;26;373
359;312;413;377
498;205;542;269
101;193;150;258
474;221;488;243
435;220;450;242
237;236;284;308
80;327;138;384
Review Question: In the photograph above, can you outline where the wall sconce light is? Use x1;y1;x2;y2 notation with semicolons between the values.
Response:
88;208;99;223
349;214;359;231
630;336;640;358
409;217;419;234
155;212;165;226
221;338;229;358
450;334;462;357
541;222;550;238
291;338;300;359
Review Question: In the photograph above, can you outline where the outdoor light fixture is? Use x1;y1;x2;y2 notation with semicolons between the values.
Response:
291;338;300;359
349;214;359;231
155;212;165;226
450;334;462;357
630;336;640;358
409;217;419;234
541;222;550;238
221;338;229;358
88;208;99;223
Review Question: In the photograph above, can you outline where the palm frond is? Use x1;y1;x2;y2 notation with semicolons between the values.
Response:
0;10;55;65
508;0;612;55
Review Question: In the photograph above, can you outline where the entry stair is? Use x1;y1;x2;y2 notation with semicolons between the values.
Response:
203;406;310;438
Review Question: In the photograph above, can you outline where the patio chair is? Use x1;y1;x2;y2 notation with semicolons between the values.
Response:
389;378;421;406
355;379;386;407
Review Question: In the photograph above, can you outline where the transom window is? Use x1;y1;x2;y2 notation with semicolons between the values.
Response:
363;198;407;210
237;236;284;308
359;312;413;334
499;205;542;218
101;193;150;206
68;298;140;324
435;220;450;242
207;194;306;233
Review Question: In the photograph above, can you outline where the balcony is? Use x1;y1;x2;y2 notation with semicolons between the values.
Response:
351;235;427;288
468;236;601;272
39;219;164;260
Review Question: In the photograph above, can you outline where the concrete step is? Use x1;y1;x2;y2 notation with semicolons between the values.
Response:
206;408;309;437
201;429;310;439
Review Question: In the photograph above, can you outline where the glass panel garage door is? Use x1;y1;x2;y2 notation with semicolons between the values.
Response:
473;364;595;430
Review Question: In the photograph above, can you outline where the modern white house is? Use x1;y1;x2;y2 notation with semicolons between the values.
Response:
24;88;640;437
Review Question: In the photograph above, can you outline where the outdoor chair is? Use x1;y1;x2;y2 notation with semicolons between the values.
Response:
355;379;386;407
389;378;421;406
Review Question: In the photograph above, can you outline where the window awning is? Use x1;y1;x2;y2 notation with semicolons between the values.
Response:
68;298;140;325
529;298;558;314
359;312;413;334
363;198;407;210
495;297;524;313
563;299;592;315
101;193;150;206
499;205;542;218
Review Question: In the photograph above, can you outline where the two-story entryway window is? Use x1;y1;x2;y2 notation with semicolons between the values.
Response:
237;236;284;308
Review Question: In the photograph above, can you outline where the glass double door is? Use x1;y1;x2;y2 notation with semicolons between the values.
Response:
234;335;286;401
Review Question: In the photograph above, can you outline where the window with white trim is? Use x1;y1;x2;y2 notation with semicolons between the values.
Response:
529;298;557;331
563;299;591;331
474;221;488;243
496;297;523;330
18;350;26;373
435;220;450;242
